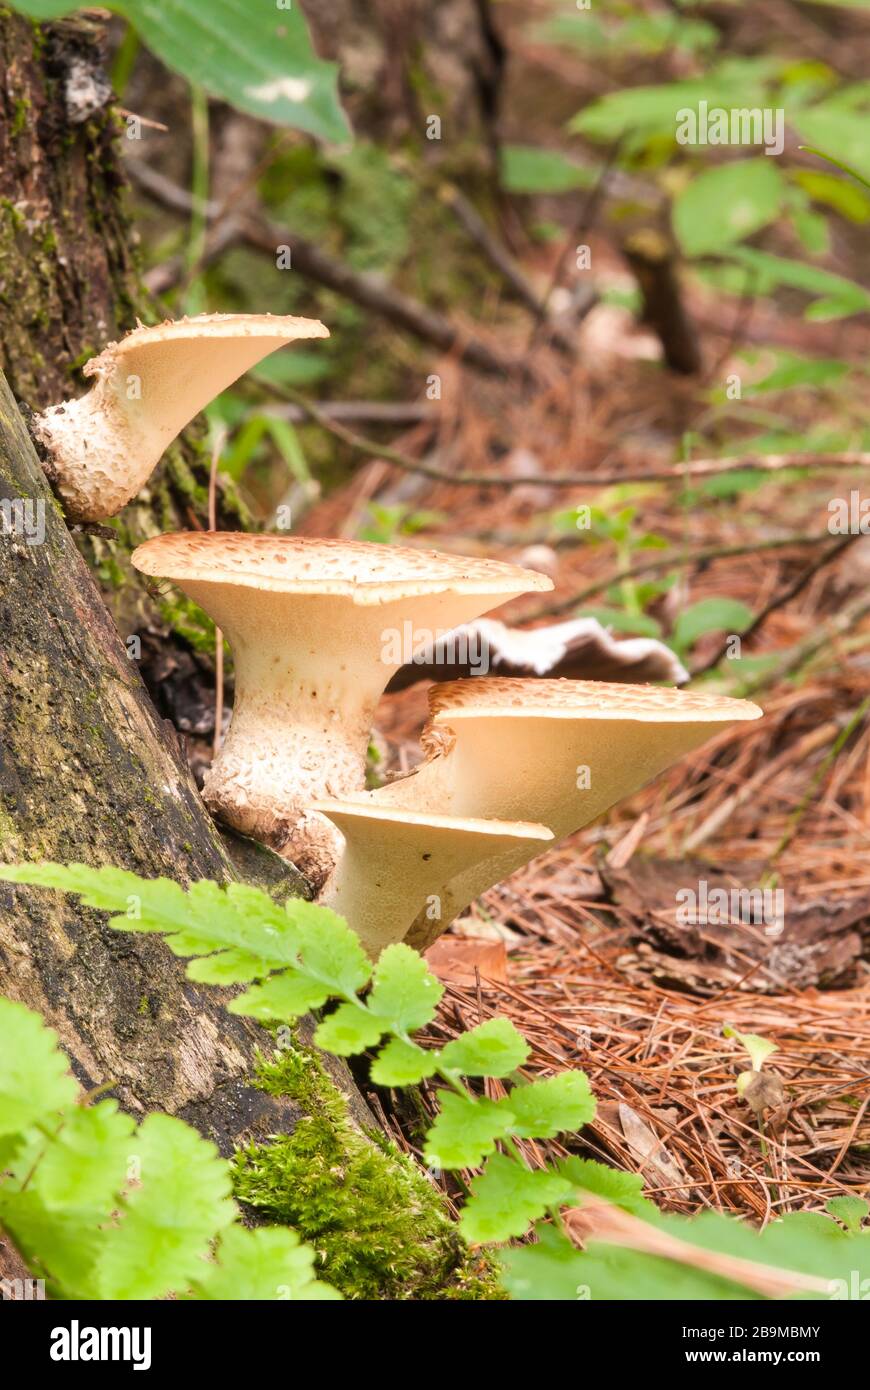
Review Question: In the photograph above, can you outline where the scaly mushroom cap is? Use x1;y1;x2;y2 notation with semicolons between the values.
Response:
34;313;329;521
131;535;552;880
370;676;762;949
311;797;553;956
131;531;552;601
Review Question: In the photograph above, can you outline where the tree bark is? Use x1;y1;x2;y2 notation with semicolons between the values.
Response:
0;10;381;1263
0;11;134;411
0;367;377;1139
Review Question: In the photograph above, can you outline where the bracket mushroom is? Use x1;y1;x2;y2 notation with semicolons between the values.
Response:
311;799;553;957
130;534;552;883
357;677;762;950
33;313;329;521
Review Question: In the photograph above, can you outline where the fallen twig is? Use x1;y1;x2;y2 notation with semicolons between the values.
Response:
261;388;870;493
690;532;862;677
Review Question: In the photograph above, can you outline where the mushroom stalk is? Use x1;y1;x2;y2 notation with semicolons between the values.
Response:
131;536;552;884
34;314;329;521
312;799;553;957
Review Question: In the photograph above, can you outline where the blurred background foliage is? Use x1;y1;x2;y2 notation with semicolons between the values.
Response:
9;0;870;673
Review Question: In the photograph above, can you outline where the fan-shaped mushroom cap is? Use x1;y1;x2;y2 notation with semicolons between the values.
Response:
371;677;762;948
131;535;552;882
311;797;553;955
35;313;329;521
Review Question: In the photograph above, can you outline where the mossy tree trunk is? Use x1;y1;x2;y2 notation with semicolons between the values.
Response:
0;11;471;1299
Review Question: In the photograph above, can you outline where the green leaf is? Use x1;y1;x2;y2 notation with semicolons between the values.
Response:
367;944;443;1033
13;1103;135;1213
0;997;78;1136
793;168;870;223
557;1157;654;1215
0;864;302;974
10;0;349;143
187;947;270;985
440;1018;530;1079
583;605;662;638
229;969;331;1022
723;1025;778;1072
97;1114;235;1299
313;1003;388;1056
295;910;372;997
672;598;755;651
750;351;849;395
725;247;870;319
506;1072;596;1140
826;1196;869;1234
499;1224;598;1301
370;1037;438;1087
0;1197;106;1297
796;109;870;188
190;1226;341;1301
674;160;786;257
500;144;595;194
461;1155;573;1243
424;1092;515;1169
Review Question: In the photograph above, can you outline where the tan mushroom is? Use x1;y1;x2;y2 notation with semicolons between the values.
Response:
311;798;553;956
34;313;328;521
367;677;762;948
130;535;552;883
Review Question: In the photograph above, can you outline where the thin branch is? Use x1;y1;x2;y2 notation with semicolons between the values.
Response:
126;156;524;378
690;532;862;677
262;388;870;492
524;534;836;623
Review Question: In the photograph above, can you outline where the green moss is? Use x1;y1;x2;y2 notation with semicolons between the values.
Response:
11;97;30;139
232;1043;502;1301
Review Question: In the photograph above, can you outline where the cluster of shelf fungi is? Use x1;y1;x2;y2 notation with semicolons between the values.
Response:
35;311;761;955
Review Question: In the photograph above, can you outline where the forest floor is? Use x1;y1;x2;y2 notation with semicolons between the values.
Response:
295;340;870;1224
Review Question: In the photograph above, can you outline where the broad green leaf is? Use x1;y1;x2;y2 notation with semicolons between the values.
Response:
793;168;870;223
826;1196;869;1233
9;0;349;143
557;1157;654;1215
367;944;443;1033
796;107;870;187
229;969;331;1022
672;598;755;651
499;1224;597;1301
674;160;786;256
313;1003;388;1056
583;605;662;638
750;351;849;394
501;145;595;194
725;247;870;318
0;997;77;1136
190;1226;341;1301
0;1197;106;1297
424;1092;514;1169
97;1114;234;1300
506;1072;596;1140
504;1235;757;1301
12;1103;135;1213
370;1038;437;1087
440;1018;530;1079
461;1155;573;1243
570;74;770;144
